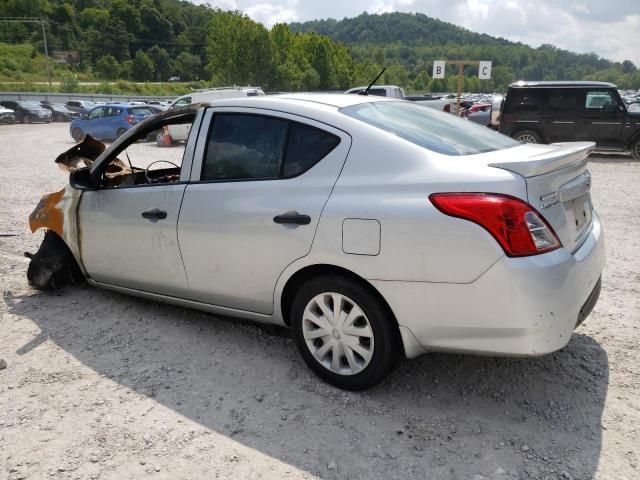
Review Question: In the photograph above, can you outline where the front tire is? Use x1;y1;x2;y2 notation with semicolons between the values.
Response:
512;129;542;144
23;114;32;124
291;274;401;390
116;128;127;139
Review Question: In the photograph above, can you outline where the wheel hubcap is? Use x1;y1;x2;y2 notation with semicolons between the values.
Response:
302;292;374;376
518;134;537;144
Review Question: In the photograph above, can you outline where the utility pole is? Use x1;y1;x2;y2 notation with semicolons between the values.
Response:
41;20;52;88
0;17;52;89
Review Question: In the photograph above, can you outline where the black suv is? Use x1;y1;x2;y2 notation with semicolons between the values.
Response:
499;81;640;160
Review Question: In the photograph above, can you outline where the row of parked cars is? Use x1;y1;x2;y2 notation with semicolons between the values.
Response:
0;98;172;125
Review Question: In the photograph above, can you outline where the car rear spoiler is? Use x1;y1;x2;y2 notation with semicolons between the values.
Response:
488;142;595;177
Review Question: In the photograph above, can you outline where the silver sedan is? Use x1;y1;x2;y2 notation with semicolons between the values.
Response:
27;94;605;390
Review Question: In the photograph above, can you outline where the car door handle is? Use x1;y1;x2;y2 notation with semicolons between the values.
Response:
141;208;167;220
273;212;311;225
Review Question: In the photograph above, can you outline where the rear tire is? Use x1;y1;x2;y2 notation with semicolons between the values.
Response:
290;274;401;390
631;138;640;161
513;129;542;144
71;128;84;142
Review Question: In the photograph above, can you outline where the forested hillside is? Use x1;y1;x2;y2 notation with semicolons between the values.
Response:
0;0;359;91
1;2;639;92
292;12;640;91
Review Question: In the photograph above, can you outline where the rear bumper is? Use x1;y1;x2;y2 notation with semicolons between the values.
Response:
372;212;605;358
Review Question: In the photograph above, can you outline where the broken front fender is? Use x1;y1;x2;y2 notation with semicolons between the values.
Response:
29;185;85;276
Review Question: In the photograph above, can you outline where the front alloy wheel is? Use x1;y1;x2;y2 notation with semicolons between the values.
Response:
291;275;401;390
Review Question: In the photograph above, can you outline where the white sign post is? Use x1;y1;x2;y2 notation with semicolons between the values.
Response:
430;59;493;115
432;61;446;79
478;61;492;79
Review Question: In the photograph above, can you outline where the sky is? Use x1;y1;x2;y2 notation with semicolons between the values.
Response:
199;0;640;65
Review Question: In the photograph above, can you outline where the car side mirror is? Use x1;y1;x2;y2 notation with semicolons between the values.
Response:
69;167;93;190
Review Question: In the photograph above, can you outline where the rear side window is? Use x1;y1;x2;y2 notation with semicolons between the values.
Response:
284;123;340;177
505;89;543;113
546;89;578;112
202;114;341;181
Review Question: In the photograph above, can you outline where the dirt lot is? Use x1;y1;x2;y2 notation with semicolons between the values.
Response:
1;123;639;480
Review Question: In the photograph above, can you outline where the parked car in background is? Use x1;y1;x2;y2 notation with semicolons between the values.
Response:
40;101;78;122
66;100;96;116
0;100;52;123
0;105;16;124
345;85;406;98
499;81;640;160
69;104;155;142
146;100;169;111
159;86;265;145
29;94;604;390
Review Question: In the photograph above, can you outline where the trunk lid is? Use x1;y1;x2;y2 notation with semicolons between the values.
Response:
488;141;595;253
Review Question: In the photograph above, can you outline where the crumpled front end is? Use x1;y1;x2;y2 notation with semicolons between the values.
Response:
26;136;107;289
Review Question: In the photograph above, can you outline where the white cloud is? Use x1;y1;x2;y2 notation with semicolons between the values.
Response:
245;3;299;26
196;0;640;64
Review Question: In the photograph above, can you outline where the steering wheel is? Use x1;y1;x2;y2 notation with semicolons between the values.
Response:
144;160;180;183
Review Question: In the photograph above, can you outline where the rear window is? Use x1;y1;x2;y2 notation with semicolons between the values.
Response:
341;101;518;156
128;107;154;116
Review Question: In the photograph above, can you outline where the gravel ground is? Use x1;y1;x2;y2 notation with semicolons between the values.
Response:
1;122;639;480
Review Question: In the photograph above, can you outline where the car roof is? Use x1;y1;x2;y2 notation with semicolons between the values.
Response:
91;103;147;109
509;80;617;88
207;93;397;110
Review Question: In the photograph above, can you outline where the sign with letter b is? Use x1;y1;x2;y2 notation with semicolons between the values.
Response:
479;61;492;79
432;61;445;79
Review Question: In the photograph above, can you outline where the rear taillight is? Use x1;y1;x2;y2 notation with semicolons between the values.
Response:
443;104;451;113
125;114;134;124
429;193;561;257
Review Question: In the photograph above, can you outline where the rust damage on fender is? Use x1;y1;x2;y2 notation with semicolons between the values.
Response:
29;188;66;237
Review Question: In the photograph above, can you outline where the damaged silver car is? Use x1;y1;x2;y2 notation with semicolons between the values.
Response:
28;94;604;390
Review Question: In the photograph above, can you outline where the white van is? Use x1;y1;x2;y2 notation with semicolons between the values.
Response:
160;87;265;144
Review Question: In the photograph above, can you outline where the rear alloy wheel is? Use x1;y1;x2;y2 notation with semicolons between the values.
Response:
291;275;400;390
632;138;640;161
513;129;542;144
71;128;84;142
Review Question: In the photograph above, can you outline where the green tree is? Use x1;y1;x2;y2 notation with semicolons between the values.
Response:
175;51;201;81
95;55;119;80
206;10;271;86
131;50;155;82
147;45;174;81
